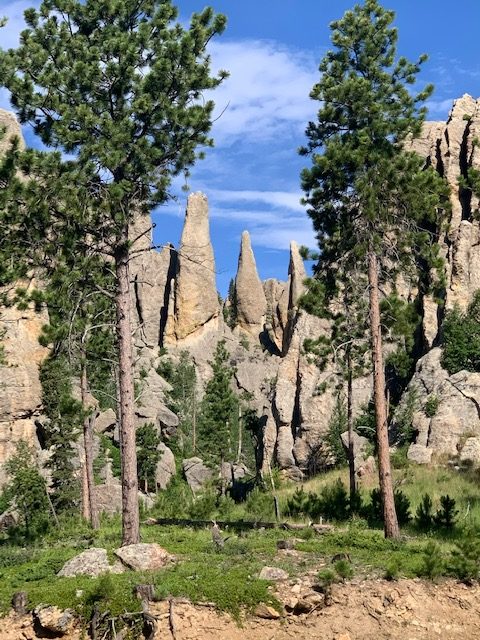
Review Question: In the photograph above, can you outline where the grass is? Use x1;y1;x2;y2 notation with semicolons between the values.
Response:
0;463;480;621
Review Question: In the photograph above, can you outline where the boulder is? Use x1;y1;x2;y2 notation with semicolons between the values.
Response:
254;604;281;619
114;543;175;571
57;548;122;578
33;605;75;636
182;457;212;493
235;231;267;338
340;431;371;474
156;443;176;490
259;566;289;581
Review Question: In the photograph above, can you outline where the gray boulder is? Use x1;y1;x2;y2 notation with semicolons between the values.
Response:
33;605;75;636
156;443;176;490
259;566;289;581
57;548;122;578
182;457;212;493
115;543;175;571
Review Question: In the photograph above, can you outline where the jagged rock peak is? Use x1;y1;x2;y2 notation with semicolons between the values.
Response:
0;109;24;154
235;230;267;337
166;192;219;342
288;240;307;309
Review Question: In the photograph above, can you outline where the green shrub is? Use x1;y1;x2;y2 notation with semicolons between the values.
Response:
245;488;275;522
415;494;434;530
441;292;480;375
434;495;458;529
334;559;354;581
384;558;400;581
188;490;217;520
424;395;439;418
285;487;310;518
318;479;349;521
449;534;480;583
419;541;444;580
364;487;411;526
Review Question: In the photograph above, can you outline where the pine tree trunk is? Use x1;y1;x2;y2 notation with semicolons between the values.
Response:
346;348;357;507
115;237;140;546
80;357;99;529
367;251;399;539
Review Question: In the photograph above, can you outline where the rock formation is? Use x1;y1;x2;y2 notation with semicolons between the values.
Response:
234;230;268;339
165;192;220;343
0;111;47;486
3;97;480;482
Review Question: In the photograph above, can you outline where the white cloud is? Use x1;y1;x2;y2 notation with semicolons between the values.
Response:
425;97;454;117
206;40;319;143
208;188;304;212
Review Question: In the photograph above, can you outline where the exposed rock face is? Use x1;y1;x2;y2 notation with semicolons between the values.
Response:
0;283;49;486
165;192;220;343
393;348;480;464
408;95;480;345
235;231;267;338
33;605;75;637
0;108;25;153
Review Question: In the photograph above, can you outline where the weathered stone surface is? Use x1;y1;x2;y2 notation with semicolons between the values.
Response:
182;457;212;493
94;408;117;434
166;193;219;342
394;348;480;462
33;605;75;636
115;543;175;571
235;231;267;338
254;604;281;619
156;443;176;490
340;431;370;473
264;278;288;353
57;548;120;578
0;280;49;486
459;437;480;466
259;566;289;581
288;241;307;310
0;109;25;154
0;509;18;532
135;368;171;426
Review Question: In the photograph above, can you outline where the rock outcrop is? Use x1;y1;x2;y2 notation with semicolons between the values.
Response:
235;231;268;339
165;192;220;343
0;113;48;486
394;348;480;465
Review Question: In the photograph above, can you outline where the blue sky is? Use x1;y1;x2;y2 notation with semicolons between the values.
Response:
1;0;480;294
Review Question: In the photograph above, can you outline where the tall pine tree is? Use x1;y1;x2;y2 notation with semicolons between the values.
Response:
1;0;227;544
300;0;448;538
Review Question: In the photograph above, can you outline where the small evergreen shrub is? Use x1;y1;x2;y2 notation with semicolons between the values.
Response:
415;494;434;530
424;395;439;418
449;534;480;583
364;487;411;526
434;495;458;529
334;558;354;581
419;541;444;580
384;558;400;581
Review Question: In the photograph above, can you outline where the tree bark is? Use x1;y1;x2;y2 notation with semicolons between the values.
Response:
115;237;140;546
346;347;357;508
80;356;100;529
368;251;399;539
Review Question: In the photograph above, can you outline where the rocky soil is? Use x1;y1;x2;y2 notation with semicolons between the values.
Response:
2;579;480;640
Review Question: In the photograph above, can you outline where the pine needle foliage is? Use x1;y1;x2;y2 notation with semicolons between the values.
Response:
299;0;449;539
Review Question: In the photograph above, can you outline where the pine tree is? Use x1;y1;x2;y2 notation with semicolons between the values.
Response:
300;0;448;538
136;423;160;493
1;0;227;545
3;441;50;539
198;341;239;465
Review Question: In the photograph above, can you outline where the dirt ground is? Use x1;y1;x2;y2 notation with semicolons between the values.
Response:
2;578;480;640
